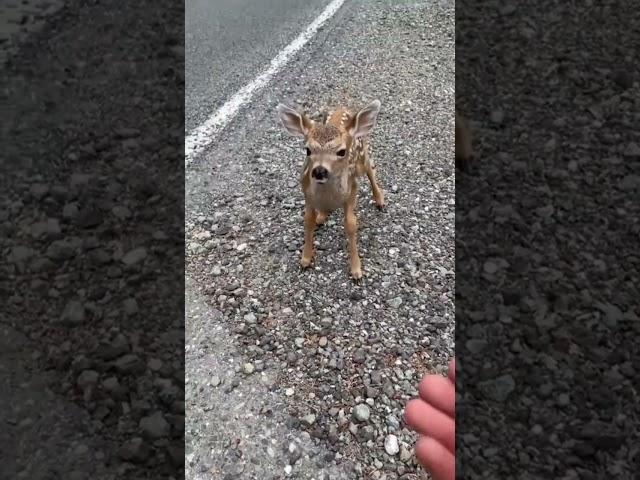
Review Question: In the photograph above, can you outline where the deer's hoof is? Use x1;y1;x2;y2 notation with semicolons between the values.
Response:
300;256;313;270
350;268;363;283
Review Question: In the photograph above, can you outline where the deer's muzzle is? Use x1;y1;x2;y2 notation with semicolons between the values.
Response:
311;166;329;182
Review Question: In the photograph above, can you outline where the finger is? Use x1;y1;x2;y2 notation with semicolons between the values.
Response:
418;375;455;417
448;358;455;383
415;437;455;480
404;399;455;452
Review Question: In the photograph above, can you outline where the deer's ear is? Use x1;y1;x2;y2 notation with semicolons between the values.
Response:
349;100;381;138
277;104;312;137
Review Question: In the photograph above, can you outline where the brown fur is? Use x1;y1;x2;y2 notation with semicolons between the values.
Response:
277;100;384;281
308;124;341;145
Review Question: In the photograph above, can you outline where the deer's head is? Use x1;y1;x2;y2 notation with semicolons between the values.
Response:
277;100;381;184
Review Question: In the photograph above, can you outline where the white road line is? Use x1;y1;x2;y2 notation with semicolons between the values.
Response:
185;0;346;167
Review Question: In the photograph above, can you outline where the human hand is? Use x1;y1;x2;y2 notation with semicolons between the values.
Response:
404;358;455;480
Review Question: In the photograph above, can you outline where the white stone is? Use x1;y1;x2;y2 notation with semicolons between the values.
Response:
384;434;400;456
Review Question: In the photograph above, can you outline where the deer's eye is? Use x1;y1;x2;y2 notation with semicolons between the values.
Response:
306;148;311;156
337;149;347;157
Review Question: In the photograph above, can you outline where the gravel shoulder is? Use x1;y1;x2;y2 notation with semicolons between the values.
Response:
1;324;112;479
2;0;184;478
186;0;455;478
456;0;640;477
186;275;353;480
0;0;65;65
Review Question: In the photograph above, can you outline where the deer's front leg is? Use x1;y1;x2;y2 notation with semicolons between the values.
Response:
344;195;362;281
300;204;316;269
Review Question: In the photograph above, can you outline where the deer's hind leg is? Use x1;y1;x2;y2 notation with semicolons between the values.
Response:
344;190;362;282
363;149;385;210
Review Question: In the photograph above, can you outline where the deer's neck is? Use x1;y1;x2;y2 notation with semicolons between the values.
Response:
306;169;352;211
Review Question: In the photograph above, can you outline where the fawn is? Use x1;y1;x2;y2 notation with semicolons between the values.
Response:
455;111;473;171
276;100;385;282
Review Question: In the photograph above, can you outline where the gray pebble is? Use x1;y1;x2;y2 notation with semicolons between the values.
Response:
478;374;515;402
118;437;150;462
77;370;99;390
352;404;371;423
102;377;120;392
300;414;316;426
8;246;34;264
387;297;403;309
243;363;255;374
353;348;367;363
139;412;170;439
123;298;139;316
400;445;412;462
115;354;143;374
557;393;570;407
121;247;147;266
60;300;86;325
386;415;400;431
148;358;163;371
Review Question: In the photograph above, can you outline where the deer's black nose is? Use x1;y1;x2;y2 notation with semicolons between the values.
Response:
311;166;329;180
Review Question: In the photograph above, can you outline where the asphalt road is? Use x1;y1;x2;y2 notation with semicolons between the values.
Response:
186;0;330;131
185;0;455;478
